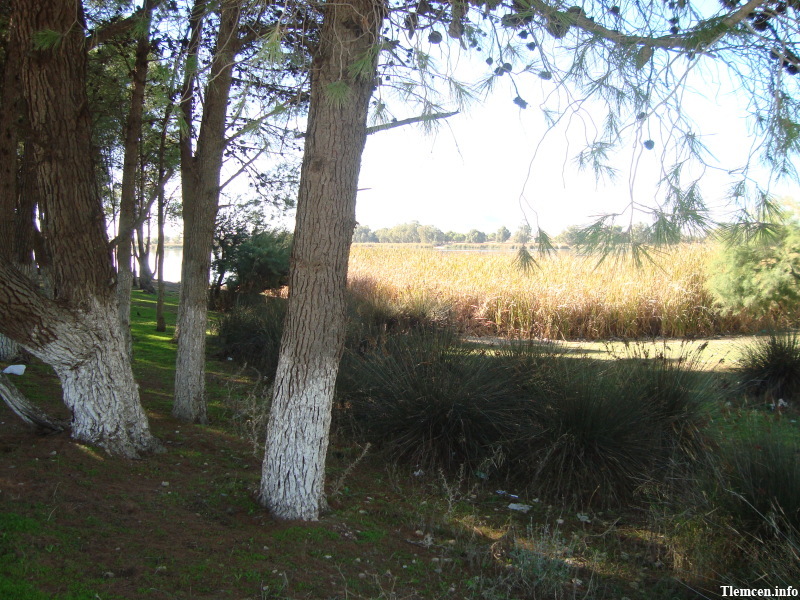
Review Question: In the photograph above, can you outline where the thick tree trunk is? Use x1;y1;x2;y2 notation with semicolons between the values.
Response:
0;3;20;363
173;0;241;423
260;0;384;521
0;0;158;457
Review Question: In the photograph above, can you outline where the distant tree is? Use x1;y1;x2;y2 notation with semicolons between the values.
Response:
417;224;445;245
512;224;532;244
556;225;583;246
496;226;511;243
465;229;487;243
353;225;378;243
445;231;465;243
710;211;800;316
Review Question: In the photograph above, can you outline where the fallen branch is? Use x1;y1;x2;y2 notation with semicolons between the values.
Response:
0;373;66;433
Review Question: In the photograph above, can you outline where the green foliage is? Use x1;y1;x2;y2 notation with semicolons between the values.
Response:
325;81;351;109
353;224;378;243
737;331;800;401
214;299;287;378
222;230;292;298
709;225;800;317
465;229;487;243
31;29;64;51
511;223;531;244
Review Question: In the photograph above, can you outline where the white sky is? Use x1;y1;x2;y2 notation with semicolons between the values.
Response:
352;55;800;235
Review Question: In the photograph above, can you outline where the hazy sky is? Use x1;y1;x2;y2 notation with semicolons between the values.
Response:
352;55;799;235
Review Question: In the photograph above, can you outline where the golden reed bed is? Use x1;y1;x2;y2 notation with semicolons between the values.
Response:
347;244;775;339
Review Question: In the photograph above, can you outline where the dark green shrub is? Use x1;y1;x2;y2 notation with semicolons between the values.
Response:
738;331;800;401
224;230;292;300
342;336;714;507
341;330;535;474
214;298;287;378
513;363;660;507
509;347;714;507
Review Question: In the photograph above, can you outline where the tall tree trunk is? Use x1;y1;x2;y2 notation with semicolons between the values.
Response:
117;0;154;354
0;0;158;457
259;0;384;521
0;4;20;362
156;188;167;331
173;0;241;423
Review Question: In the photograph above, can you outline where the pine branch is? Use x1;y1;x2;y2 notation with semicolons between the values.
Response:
366;110;458;135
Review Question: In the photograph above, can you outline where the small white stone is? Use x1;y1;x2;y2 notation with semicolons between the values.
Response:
161;481;169;487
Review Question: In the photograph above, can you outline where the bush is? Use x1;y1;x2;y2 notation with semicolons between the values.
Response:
737;330;800;401
341;335;713;507
214;298;287;378
505;345;714;507
340;330;535;474
224;230;292;299
709;225;800;319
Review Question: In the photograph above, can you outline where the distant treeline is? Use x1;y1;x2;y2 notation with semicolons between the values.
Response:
353;221;706;246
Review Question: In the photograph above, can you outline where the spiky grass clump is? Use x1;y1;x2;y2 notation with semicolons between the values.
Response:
343;335;713;507
509;345;714;507
342;330;536;474
721;434;800;535
738;330;800;401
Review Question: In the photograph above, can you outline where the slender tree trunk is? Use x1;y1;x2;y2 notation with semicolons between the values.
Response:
136;218;156;293
156;191;167;331
117;0;154;354
0;0;159;457
173;0;241;423
260;0;385;521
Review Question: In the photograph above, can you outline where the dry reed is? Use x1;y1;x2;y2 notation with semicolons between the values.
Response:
347;244;775;339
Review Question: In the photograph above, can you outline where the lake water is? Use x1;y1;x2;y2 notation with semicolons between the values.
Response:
150;247;184;282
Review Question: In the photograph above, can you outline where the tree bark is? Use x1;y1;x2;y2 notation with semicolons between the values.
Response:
260;0;385;520
116;0;154;354
0;0;159;457
173;0;241;423
0;4;20;362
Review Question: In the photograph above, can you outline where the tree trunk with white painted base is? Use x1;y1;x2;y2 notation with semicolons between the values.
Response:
173;0;241;423
260;0;384;521
0;0;159;457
